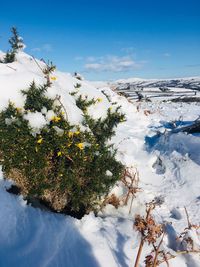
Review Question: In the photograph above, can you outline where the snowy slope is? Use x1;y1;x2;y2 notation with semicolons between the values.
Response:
0;52;110;124
0;54;200;267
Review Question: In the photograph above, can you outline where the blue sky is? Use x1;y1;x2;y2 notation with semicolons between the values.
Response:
0;0;200;80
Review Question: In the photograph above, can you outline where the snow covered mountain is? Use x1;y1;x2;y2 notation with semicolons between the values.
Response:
0;52;200;267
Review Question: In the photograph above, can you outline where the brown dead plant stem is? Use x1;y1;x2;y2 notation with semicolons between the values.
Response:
100;167;141;212
134;199;165;267
121;167;141;213
134;205;200;267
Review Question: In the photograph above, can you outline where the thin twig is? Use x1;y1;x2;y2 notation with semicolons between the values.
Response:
55;95;68;120
162;251;170;267
176;249;200;255
129;194;135;214
31;55;44;73
6;65;17;71
153;231;165;267
158;249;200;265
158;254;176;265
117;136;131;146
134;238;145;267
184;206;192;229
134;205;154;267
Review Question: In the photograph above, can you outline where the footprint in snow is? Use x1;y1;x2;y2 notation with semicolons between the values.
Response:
152;156;166;175
170;207;182;220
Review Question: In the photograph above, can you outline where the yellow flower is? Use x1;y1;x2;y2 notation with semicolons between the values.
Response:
97;98;102;102
16;107;23;112
67;143;72;147
57;151;62;156
37;138;43;144
76;143;84;150
51;116;61;122
50;76;57;81
74;131;80;135
68;131;74;138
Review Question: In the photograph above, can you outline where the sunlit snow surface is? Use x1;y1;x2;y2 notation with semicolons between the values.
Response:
0;53;200;266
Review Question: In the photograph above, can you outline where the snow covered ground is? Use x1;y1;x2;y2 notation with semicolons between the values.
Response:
0;52;200;266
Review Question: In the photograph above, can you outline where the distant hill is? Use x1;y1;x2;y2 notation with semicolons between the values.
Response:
113;76;200;91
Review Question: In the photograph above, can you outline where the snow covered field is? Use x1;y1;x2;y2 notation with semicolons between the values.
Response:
0;52;200;267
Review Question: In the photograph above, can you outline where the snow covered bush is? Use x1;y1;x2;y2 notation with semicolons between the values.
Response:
0;81;125;218
72;90;126;145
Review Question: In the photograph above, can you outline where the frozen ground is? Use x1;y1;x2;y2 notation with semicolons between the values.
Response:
0;52;200;266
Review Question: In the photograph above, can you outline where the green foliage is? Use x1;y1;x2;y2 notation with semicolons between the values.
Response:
75;95;97;113
9;27;24;51
72;92;126;145
21;81;54;112
75;83;81;89
83;106;126;145
42;61;56;87
74;72;82;80
72;93;126;145
102;90;112;102
3;27;24;63
3;51;16;63
0;83;125;217
43;61;56;76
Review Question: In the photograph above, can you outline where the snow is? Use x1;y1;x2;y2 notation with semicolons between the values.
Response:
115;76;200;84
0;53;200;266
23;111;47;132
0;52;109;125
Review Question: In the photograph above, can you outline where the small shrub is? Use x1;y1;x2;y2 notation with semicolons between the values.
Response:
75;83;81;89
0;82;125;217
3;51;16;63
42;61;56;87
75;94;97;113
83;106;126;145
21;81;54;112
4;27;24;63
72;91;126;145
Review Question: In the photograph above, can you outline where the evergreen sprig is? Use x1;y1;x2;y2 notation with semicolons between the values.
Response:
4;27;24;63
21;81;54;112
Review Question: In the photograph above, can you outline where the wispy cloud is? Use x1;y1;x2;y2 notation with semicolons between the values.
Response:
84;55;145;73
121;47;135;54
31;43;53;53
163;52;171;57
185;63;200;68
74;56;84;61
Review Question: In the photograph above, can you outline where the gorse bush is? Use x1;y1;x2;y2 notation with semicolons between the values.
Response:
72;91;126;145
0;81;125;217
84;106;126;145
21;81;54;112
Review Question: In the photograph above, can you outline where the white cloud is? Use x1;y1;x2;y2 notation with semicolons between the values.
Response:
85;63;102;70
42;44;53;52
84;55;144;73
31;47;41;52
163;52;171;57
31;43;53;53
86;56;96;62
74;56;83;61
